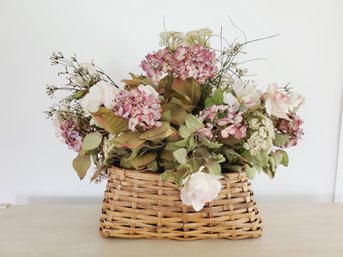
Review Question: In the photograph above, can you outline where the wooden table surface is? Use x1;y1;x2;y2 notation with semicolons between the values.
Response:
0;203;342;257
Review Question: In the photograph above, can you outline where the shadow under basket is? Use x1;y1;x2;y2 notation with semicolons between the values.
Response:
99;167;262;240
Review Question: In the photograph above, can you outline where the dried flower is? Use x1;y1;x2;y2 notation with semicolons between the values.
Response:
275;113;304;147
140;44;217;84
180;167;222;211
113;88;162;131
59;118;83;152
80;81;119;116
243;114;275;155
263;84;304;119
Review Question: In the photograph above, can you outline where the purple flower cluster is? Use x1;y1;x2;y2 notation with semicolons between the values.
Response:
113;88;162;131
199;105;247;140
60;118;83;152
140;45;217;84
275;113;304;147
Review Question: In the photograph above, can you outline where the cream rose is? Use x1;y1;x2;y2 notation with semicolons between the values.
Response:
180;167;223;211
233;80;262;111
263;84;304;119
80;81;120;116
263;84;290;119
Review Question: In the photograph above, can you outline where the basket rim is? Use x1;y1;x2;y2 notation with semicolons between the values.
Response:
108;166;247;181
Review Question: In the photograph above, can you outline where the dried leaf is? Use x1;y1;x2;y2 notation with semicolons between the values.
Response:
92;107;128;134
110;131;145;149
72;153;91;180
82;132;102;151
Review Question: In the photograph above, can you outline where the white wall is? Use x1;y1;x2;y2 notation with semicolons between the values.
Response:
1;0;343;204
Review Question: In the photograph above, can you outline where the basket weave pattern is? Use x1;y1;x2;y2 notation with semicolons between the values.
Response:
100;167;262;240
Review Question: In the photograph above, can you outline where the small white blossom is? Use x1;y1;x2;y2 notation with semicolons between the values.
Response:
71;63;98;85
244;113;275;155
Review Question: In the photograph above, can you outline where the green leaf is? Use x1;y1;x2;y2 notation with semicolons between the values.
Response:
174;164;193;186
242;150;269;169
187;135;197;151
161;110;171;122
81;132;102;151
161;170;174;182
139;122;172;141
179;125;193;139
205;89;223;107
223;148;250;165
276;150;289;167
72;153;91;180
245;165;256;180
121;73;155;87
187;157;199;172
162;103;187;126
72;90;88;99
173;148;188;164
92;107;128;134
185;114;203;131
124;152;157;170
165;138;189;151
200;137;222;149
274;134;290;147
208;163;221;175
269;155;276;173
110;131;145;149
171;77;201;106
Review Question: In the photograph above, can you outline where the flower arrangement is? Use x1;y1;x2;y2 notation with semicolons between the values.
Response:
46;28;304;211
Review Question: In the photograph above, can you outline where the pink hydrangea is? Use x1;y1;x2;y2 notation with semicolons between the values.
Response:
140;45;217;84
113;88;162;131
60;118;83;152
197;123;214;139
275;113;304;147
199;104;247;140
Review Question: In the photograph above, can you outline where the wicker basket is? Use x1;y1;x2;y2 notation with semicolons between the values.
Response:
99;167;262;240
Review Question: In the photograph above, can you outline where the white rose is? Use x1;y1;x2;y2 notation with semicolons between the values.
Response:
138;85;159;99
263;84;290;119
233;80;262;111
223;92;240;112
80;81;119;116
180;167;223;211
287;92;305;112
263;84;305;119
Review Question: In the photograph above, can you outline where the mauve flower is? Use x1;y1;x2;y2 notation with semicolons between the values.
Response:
60;118;83;152
197;123;214;139
180;167;223;211
140;44;217;84
80;81;119;116
113;88;162;131
221;124;247;139
275;113;304;147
